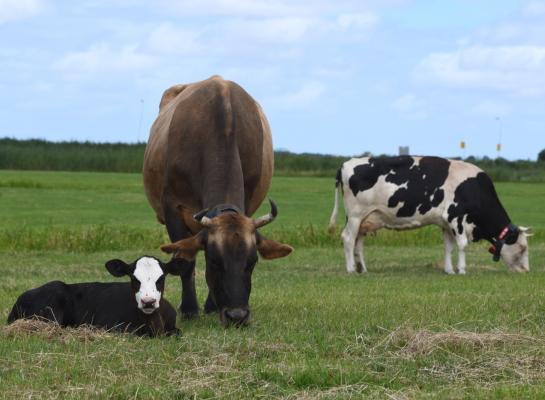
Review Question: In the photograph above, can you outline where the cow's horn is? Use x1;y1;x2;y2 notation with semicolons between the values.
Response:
254;199;278;229
200;216;214;227
193;209;214;228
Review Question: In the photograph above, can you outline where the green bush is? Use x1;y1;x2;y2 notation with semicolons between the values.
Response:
538;149;545;162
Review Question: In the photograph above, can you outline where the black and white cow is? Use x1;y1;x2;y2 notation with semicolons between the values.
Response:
7;256;183;336
328;156;531;274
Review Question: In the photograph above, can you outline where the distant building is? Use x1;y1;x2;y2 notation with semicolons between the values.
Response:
399;146;409;155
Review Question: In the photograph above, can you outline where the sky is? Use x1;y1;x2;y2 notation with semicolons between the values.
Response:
1;0;544;160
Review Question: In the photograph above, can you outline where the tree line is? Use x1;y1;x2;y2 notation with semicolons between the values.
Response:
1;138;544;182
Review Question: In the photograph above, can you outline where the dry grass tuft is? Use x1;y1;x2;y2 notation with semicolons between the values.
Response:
2;318;115;342
384;327;537;357
367;327;545;388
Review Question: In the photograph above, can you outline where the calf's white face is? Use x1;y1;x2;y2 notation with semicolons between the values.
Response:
133;257;164;314
105;256;185;315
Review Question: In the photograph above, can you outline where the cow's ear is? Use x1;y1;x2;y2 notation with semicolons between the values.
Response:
105;259;130;277
160;232;204;261
256;233;293;260
163;258;188;276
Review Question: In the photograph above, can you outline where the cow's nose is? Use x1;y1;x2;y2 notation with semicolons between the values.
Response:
141;298;156;308
224;308;249;325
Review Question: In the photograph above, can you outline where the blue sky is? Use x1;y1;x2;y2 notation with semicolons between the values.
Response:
1;0;544;160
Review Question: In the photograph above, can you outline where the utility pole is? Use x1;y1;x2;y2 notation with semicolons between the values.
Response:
495;116;502;157
137;99;144;143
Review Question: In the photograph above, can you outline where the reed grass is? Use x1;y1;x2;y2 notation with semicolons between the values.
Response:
2;138;545;181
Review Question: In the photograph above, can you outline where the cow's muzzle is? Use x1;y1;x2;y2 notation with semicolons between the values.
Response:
220;307;250;327
140;297;158;314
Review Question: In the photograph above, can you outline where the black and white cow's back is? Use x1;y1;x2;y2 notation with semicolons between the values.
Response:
329;156;530;274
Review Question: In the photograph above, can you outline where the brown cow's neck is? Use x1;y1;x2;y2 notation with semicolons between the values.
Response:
201;137;245;213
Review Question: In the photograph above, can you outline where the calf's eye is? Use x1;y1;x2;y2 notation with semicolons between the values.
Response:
156;276;165;289
130;277;141;291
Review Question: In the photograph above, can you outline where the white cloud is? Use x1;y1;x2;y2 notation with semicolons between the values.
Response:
471;4;545;46
415;45;545;96
0;0;44;24
54;44;157;77
392;94;416;111
225;16;315;44
158;0;380;43
217;11;378;48
158;0;323;17
522;1;545;17
277;81;325;107
337;12;379;31
146;23;201;54
392;94;427;118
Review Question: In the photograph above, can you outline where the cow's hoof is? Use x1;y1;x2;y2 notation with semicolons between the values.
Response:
180;311;199;319
457;270;466;275
204;299;219;314
179;305;199;319
444;269;455;275
355;262;364;273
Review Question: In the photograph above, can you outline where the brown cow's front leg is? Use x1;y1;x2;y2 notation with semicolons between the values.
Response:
163;201;199;319
178;261;198;318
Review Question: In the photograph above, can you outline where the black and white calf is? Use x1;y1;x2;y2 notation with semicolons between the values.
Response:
7;256;183;336
329;156;531;274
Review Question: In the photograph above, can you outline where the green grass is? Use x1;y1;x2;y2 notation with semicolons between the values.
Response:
1;170;545;398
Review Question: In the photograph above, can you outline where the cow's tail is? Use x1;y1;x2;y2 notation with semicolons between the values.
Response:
328;168;343;235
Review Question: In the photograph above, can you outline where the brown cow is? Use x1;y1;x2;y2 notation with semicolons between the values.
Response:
143;76;293;326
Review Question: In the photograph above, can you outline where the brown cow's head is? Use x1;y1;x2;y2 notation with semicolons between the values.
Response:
160;199;292;326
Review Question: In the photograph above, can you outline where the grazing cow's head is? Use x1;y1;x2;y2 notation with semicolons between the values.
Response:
161;199;293;326
498;226;531;273
489;225;531;272
105;256;183;314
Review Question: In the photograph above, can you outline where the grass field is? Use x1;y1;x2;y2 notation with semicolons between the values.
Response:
1;170;545;399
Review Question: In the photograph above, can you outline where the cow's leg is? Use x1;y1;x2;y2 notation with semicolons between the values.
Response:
442;229;455;275
204;293;218;314
354;235;367;273
163;201;199;319
341;217;360;273
455;234;468;275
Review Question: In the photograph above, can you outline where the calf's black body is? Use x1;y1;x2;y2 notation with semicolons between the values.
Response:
8;276;179;337
8;281;177;336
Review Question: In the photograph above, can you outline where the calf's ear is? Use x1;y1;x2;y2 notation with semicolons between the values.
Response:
163;258;188;276
105;259;130;277
256;233;293;260
160;232;204;261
